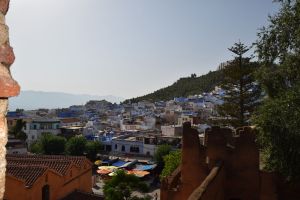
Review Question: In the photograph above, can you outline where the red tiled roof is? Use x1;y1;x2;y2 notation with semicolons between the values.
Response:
6;154;89;168
7;158;72;175
6;154;92;188
6;165;47;187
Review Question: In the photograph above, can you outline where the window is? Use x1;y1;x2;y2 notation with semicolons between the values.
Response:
130;146;139;153
121;145;125;152
106;145;112;152
33;125;37;130
32;135;35;140
144;138;150;144
115;144;117;149
42;185;50;200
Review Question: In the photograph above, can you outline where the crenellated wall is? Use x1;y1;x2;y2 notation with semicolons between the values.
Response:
161;123;300;200
0;0;20;198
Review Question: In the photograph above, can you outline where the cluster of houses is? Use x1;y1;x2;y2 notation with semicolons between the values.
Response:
4;87;225;199
6;87;225;157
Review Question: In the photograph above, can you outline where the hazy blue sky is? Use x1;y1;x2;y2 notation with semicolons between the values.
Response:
7;0;279;99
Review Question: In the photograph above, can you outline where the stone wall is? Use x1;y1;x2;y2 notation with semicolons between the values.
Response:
0;0;20;198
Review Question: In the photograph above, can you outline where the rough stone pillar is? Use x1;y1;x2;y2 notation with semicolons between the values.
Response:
0;0;20;198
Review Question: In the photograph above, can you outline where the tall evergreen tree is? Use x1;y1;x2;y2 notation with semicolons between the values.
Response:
218;42;261;127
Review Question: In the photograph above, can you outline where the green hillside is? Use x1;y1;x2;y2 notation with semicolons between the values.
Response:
126;70;223;103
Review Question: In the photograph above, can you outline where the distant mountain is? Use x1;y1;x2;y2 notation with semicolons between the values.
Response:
126;70;223;103
8;91;125;111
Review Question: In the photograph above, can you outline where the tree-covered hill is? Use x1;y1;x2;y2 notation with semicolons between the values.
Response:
125;70;223;103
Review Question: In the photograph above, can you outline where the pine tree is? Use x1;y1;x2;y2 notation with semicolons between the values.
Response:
218;42;261;127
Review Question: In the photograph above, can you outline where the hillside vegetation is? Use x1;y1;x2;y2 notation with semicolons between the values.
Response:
126;70;223;103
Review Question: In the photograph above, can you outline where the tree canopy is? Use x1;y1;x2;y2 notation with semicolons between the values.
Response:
65;136;87;156
254;0;300;181
254;85;300;181
103;170;150;200
154;144;172;167
8;119;27;141
30;133;66;155
255;0;300;98
29;134;102;161
160;150;181;180
85;140;102;161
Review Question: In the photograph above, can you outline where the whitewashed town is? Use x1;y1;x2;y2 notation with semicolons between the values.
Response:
2;0;300;199
7;86;224;157
5;87;224;199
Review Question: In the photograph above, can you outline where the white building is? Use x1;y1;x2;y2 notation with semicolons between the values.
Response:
111;134;159;156
111;135;144;155
6;137;27;154
143;136;158;156
24;118;61;146
60;118;82;127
